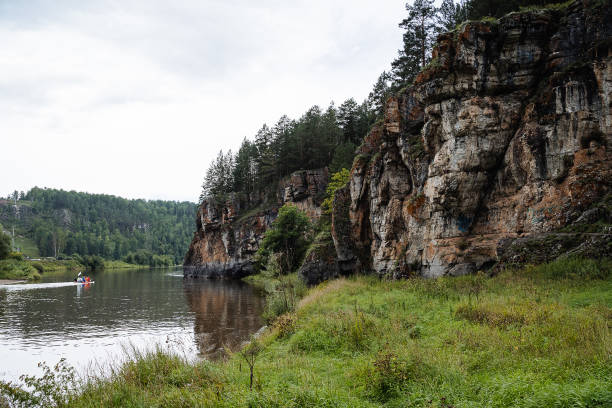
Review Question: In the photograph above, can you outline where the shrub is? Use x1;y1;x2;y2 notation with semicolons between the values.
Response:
0;233;11;260
360;350;425;402
262;275;306;324
80;255;105;271
27;271;41;281
0;359;77;407
273;313;297;338
8;252;24;261
31;262;44;273
256;204;311;275
321;168;350;215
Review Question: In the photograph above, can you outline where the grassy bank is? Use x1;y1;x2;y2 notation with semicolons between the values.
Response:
0;257;170;282
0;259;41;281
103;260;152;270
0;258;87;281
3;257;611;407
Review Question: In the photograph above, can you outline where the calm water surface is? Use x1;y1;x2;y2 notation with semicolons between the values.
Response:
0;268;264;382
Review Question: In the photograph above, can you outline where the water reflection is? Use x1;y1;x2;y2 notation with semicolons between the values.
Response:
183;280;264;359
0;268;265;382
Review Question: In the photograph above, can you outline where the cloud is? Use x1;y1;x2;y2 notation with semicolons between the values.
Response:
1;0;404;202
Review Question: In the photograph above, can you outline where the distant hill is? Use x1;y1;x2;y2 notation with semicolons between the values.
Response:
0;187;196;265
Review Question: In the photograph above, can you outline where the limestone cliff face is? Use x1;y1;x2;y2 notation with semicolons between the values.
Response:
333;1;612;278
184;169;328;278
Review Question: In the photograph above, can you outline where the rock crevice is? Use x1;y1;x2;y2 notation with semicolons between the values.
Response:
332;1;612;278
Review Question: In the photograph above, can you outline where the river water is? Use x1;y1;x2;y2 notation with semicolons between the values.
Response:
0;268;264;383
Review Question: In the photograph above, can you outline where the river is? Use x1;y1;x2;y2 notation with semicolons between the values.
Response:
0;267;265;383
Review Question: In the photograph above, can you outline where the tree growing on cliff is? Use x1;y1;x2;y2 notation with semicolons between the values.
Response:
199;150;234;204
255;204;311;275
391;0;438;89
438;0;471;31
322;168;351;215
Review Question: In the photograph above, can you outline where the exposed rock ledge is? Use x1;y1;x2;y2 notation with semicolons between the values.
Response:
183;169;328;278
331;0;612;278
185;1;611;281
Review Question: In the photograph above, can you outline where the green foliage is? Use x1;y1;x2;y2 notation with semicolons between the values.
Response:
123;250;174;267
0;259;40;281
523;256;611;280
77;254;105;271
31;262;44;273
199;100;376;216
199;149;234;204
438;0;471;31
262;274;307;324
391;0;438;89
0;359;76;408
256;204;311;276
0;187;193;264
8;257;612;407
238;339;264;391
467;0;555;19
321;168;351;215
329;143;357;174
0;232;10;260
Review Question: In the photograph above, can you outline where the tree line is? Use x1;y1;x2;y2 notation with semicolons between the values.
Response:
200;0;547;206
0;187;196;265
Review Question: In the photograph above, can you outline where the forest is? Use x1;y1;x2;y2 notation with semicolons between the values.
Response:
0;187;195;265
199;0;558;207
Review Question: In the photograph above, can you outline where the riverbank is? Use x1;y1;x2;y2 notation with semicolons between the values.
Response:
0;258;176;282
3;257;611;407
0;279;26;285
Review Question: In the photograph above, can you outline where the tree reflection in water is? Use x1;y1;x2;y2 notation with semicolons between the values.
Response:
182;279;264;360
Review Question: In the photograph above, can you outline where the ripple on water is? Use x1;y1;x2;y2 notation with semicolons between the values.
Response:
0;268;265;383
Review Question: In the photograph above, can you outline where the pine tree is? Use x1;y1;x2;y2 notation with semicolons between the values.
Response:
338;98;359;144
200;150;234;203
368;71;392;117
391;0;438;89
438;0;471;32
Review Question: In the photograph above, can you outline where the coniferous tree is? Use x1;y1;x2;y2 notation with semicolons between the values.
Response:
391;0;438;89
438;0;471;32
200;150;234;203
368;71;393;117
338;98;360;144
466;0;547;20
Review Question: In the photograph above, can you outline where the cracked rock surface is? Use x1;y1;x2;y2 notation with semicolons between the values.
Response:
332;1;612;278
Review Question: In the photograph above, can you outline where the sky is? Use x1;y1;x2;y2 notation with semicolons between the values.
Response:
1;0;405;202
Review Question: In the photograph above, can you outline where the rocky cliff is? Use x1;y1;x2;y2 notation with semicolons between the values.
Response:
184;169;328;278
331;0;612;278
185;1;611;281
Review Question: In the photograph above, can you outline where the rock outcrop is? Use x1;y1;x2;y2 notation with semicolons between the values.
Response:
184;169;328;278
332;1;612;278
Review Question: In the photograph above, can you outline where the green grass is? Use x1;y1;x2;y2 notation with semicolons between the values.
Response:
0;259;40;281
3;257;611;407
31;259;83;273
103;260;151;270
13;235;40;257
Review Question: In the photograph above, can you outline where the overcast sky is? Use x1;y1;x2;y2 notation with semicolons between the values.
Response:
1;0;405;202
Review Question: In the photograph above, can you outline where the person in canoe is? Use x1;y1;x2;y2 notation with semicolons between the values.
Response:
74;271;90;283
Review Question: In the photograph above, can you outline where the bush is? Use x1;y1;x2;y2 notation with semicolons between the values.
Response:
8;252;24;261
80;255;105;271
362;350;418;402
262;275;306;324
272;313;297;338
0;359;77;407
256;204;311;275
31;262;44;273
0;233;11;260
